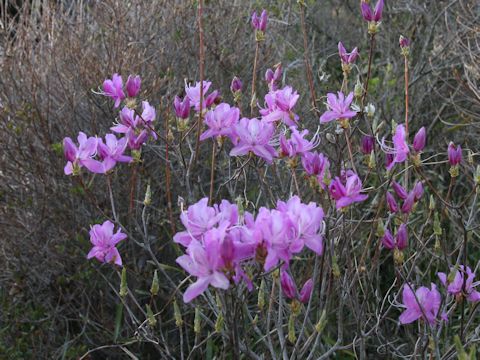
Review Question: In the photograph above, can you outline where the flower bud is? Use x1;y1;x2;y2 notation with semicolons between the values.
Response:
433;212;442;236
146;304;157;327
251;9;268;32
194;307;201;334
399;35;410;56
386;192;398;213
299;278;313;304
315;309;327;333
354;79;363;98
280;271;297;300
119;267;128;298
401;191;415;214
365;103;376;118
215;313;224;333
288;313;296;343
429;195;436;210
230;76;243;93
143;183;152;206
150;269;159;296
265;68;274;83
125;75;141;98
381;229;395;250
361;135;374;155
368;150;376;169
395;223;408;250
392;181;408;199
448;142;462;166
413;127;426;152
258;278;266;310
173;96;190;119
174;300;183;327
393;248;404;266
413;181;424;201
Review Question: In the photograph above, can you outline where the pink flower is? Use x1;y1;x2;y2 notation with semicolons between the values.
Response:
63;132;98;175
299;278;314;304
399;283;442;325
200;103;240;141
251;9;268;32
185;81;219;111
87;220;126;266
280;270;298;299
381;124;409;171
413;127;426;152
125;75;141;98
448;142;462;166
102;73;125;108
392;181;408;199
386;192;398;213
301;151;330;187
111;107;139;134
83;134;132;174
381;224;407;250
265;65;282;91
438;266;480;302
229;118;277;164
361;0;384;22
260;86;300;126
279;126;319;158
338;42;359;65
174;96;190;119
329;170;368;209
319;92;357;123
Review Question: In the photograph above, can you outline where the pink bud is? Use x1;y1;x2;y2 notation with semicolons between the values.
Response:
280;271;297;300
413;127;426;152
299;278;313;304
230;76;243;93
125;75;141;98
361;135;374;155
173;96;190;119
401;191;415;214
413;181;424;201
382;229;395;250
399;35;410;49
392;181;408;200
259;10;268;32
395;223;408;250
448;142;462;166
386;192;398;213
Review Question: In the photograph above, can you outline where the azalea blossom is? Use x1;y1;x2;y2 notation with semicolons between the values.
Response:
381;124;409;171
381;224;408;250
229;118;277;163
251;9;268;32
319;92;357;124
125;75;141;98
260;86;300;126
87;220;127;266
447;142;462;166
301;151;330;187
338;42;359;65
185;80;219;111
329;170;368;209
413;127;426;152
438;266;480;302
82;134;132;174
63;132;98;175
280;270;297;299
174;96;190;119
102;73;125;108
279;126;320;158
111;107;139;134
399;283;443;325
265;65;282;91
200;103;240;141
360;0;384;22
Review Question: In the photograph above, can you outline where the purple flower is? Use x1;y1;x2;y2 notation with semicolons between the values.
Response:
329;170;368;209
200;103;240;141
338;42;359;65
386;192;398;213
448;142;462;166
392;181;408;200
111;107;139;134
361;0;384;22
63;132;98;175
299;278;313;304
230;76;243;93
396;223;408;250
87;220;126;266
176;233;230;303
229;118;277;164
83;134;132;174
251;9;268;32
185;81;219;111
413;127;426;152
401;191;415;214
438;266;480;303
277;195;324;255
361;135;374;155
125;75;141;98
319;92;357;124
301;151;330;187
381;124;409;171
279;126;319;158
260;86;300;126
381;229;395;250
280;270;298;299
139;101;156;125
174;96;190;119
265;65;282;91
399;283;442;325
126;129;149;150
102;73;125;108
413;181;424;201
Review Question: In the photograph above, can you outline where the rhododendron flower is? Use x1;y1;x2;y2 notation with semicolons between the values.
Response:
230;77;243;93
277;196;324;255
413;181;424;201
176;233;230;303
301;151;330;187
279;126;319;158
260;86;300;126
361;135;374;155
438;266;480;302
401;191;415;214
174;96;190;119
338;42;359;65
251;9;268;32
265;65;282;91
392;181;408;199
230;118;277;163
381;224;408;250
200;103;240;141
399;283;442;325
83;134;132;174
329;170;368;209
361;0;384;22
139;101;156;125
63;132;98;175
102;73;125;108
280;270;297;299
413;127;426;152
381;124;409;171
319;92;357;124
111;107;138;134
448;142;462;166
87;220;126;266
299;278;313;304
185;81;219;111
386;192;398;213
125;75;141;98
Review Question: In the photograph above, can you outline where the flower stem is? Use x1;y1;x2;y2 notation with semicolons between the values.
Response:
209;141;216;206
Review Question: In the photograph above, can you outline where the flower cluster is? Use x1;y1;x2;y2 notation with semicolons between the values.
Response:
329;170;368;209
174;196;324;302
386;180;423;214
